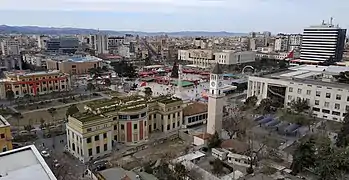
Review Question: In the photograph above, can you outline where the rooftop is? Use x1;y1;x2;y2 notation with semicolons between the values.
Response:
183;102;208;116
98;168;158;180
0;115;10;128
49;55;102;63
4;70;62;77
0;145;57;180
74;95;182;123
259;65;349;90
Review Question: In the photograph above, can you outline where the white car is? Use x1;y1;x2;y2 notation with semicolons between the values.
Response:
41;151;50;158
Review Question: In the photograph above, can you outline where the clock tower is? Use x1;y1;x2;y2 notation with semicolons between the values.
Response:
207;63;225;135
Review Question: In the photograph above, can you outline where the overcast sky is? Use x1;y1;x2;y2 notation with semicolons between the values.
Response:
0;0;348;33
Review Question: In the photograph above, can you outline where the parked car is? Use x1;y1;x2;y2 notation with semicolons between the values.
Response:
41;151;50;158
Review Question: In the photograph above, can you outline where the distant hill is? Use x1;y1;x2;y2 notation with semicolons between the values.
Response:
0;25;246;37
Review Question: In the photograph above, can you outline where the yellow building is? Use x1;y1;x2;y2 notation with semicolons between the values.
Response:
0;70;71;99
66;95;183;163
0;115;13;152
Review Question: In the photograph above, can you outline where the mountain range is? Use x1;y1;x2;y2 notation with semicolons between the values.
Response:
0;25;246;37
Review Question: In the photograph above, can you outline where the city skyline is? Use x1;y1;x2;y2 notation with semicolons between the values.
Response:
0;0;348;33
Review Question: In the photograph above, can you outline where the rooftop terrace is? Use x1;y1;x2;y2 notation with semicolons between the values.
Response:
74;95;182;123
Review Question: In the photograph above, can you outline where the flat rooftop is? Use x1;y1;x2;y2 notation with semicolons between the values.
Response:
259;65;349;90
4;70;62;77
50;55;102;63
0;145;57;180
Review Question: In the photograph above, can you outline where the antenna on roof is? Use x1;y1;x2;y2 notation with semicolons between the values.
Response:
330;17;333;26
322;20;325;25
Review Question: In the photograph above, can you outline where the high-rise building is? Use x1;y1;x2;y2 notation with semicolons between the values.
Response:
96;34;108;55
300;21;347;62
1;39;20;55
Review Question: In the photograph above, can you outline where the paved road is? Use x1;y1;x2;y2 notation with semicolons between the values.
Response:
20;96;106;114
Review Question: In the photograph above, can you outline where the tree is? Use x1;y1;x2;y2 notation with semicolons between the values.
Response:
257;98;273;115
5;90;15;103
174;163;187;179
66;104;79;118
290;98;310;114
104;78;111;87
336;113;349;148
110;61;137;78
86;83;95;97
144;87;153;99
211;159;224;175
47;108;57;121
291;137;316;174
12;112;22;134
244;95;258;108
208;131;222;149
223;114;252;140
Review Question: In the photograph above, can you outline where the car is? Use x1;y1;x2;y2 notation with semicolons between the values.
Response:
41;151;50;158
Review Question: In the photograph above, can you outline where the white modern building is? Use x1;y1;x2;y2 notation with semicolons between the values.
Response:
300;21;347;62
247;65;349;122
274;34;302;52
0;145;57;180
1;39;20;55
214;51;256;65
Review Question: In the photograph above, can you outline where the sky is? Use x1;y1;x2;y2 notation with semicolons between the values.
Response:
0;0;348;33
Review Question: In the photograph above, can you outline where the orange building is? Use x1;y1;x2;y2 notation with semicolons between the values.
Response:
0;70;71;99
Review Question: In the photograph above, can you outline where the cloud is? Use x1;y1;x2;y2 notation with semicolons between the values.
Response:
0;0;243;12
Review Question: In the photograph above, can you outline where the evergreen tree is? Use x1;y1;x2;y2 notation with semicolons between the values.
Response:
170;62;179;78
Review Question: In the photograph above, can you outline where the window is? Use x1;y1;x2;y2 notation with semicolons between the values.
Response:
306;90;311;95
336;94;341;100
326;93;331;98
324;102;329;107
88;148;92;156
130;114;139;119
173;123;175;129
332;111;340;116
322;109;330;114
96;146;100;154
141;112;146;117
153;114;156;119
121;124;125;130
347;96;349;101
346;105;349;112
103;133;107;139
0;134;4;138
167;124;170;130
297;89;302;94
316;91;321;97
334;103;340;110
144;121;147;126
289;87;293;92
134;124;138;129
312;107;320;112
114;125;117;130
118;115;128;119
95;135;99;141
87;137;91;143
87;128;92;132
168;115;170;119
177;112;180;116
173;114;175;118
104;144;108;151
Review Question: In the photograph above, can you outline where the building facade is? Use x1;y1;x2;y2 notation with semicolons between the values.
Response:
0;70;71;99
214;51;256;65
45;55;102;74
247;65;349;122
1;39;20;56
0;115;12;153
66;95;183;162
300;22;347;62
